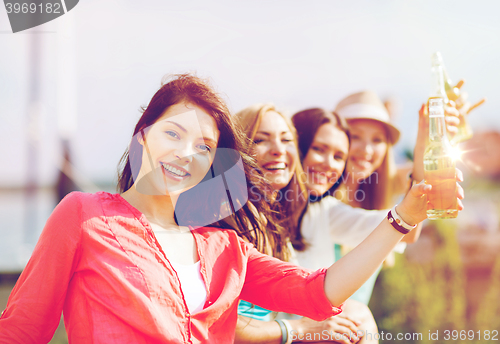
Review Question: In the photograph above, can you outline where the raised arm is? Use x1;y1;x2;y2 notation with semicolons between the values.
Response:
324;180;463;306
323;199;420;246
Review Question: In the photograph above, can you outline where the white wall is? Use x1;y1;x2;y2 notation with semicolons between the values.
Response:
1;0;499;187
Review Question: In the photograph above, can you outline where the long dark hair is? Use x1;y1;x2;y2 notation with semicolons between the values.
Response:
291;108;351;199
117;74;289;260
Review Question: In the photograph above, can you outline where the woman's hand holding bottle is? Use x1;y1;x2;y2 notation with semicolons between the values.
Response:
396;172;464;227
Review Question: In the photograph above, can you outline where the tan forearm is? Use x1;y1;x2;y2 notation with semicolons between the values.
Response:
235;315;282;344
324;217;405;306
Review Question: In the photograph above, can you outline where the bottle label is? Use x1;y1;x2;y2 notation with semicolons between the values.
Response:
428;98;445;118
429;113;444;118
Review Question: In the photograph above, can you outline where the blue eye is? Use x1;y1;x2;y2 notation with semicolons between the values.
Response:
253;139;264;144
198;144;211;153
165;130;179;139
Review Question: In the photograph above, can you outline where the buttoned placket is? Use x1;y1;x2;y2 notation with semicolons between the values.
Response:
138;218;214;343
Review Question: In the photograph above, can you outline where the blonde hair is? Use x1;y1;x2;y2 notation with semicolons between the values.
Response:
334;91;401;210
235;104;309;251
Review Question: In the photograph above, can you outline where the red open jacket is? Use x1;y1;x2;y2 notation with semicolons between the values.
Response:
0;192;341;343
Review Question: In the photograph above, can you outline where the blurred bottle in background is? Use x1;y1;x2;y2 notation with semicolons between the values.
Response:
439;54;474;144
431;52;475;144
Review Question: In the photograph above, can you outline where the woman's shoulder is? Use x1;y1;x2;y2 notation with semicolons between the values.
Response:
302;195;349;229
306;195;341;212
319;195;341;205
58;191;114;205
192;226;253;250
56;191;124;215
41;192;113;240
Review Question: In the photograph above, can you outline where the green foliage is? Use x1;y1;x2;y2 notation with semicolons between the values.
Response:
370;221;467;344
474;255;500;330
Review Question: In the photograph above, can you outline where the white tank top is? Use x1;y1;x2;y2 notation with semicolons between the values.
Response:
153;228;207;314
169;260;207;314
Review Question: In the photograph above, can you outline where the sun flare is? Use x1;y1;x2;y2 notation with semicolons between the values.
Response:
450;146;463;161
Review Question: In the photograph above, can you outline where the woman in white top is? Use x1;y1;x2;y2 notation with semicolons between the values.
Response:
234;103;462;344
234;105;405;344
290;106;411;313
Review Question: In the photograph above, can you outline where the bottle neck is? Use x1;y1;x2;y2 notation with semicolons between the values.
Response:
430;64;448;101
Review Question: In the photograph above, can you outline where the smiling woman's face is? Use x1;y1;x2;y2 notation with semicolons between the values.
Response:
135;102;219;196
302;123;349;197
345;119;388;181
252;111;298;191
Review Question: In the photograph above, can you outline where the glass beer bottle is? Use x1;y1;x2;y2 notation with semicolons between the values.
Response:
424;98;458;219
